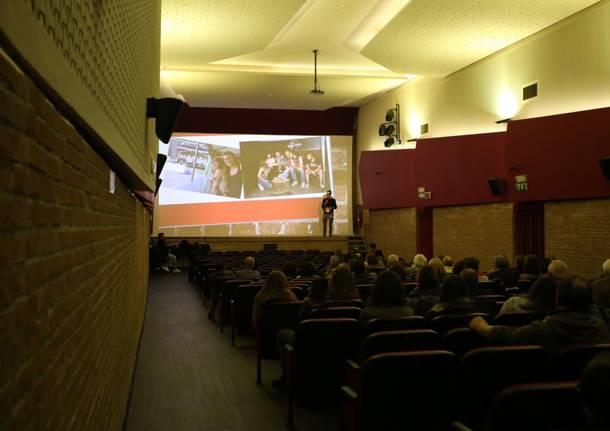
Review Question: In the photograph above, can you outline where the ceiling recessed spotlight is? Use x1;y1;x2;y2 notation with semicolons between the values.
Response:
337;3;346;9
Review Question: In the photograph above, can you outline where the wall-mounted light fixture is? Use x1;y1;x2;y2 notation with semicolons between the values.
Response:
378;104;401;147
146;97;184;143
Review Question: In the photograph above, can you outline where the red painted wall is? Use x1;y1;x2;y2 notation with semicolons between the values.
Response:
505;106;610;202
413;132;507;207
359;149;417;209
360;107;610;209
175;105;358;136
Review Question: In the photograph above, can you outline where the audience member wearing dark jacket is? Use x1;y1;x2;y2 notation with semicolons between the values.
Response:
426;276;476;320
361;271;414;324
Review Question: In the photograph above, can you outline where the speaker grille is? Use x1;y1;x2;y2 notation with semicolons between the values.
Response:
523;83;538;100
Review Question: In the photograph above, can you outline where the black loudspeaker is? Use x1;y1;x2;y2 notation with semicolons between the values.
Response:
600;157;610;181
154;178;162;197
146;97;184;143
488;178;507;196
156;153;167;179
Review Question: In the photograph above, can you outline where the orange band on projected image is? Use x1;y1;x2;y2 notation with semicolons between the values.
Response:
158;198;322;226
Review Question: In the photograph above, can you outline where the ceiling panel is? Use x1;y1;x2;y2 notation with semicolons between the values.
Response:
361;0;599;76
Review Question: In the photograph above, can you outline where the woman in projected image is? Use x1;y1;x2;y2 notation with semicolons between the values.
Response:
305;153;325;189
209;157;228;196
223;152;243;198
257;160;273;191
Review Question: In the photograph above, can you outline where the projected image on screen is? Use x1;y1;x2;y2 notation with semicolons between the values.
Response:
240;137;330;198
156;134;352;237
164;138;243;199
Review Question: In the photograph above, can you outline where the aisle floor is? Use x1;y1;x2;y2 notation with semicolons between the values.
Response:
124;273;338;431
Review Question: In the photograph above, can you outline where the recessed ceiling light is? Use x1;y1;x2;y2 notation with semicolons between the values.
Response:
337;3;346;9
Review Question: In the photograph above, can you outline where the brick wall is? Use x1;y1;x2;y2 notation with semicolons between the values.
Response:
366;208;417;260
433;203;513;271
545;199;610;279
0;52;149;429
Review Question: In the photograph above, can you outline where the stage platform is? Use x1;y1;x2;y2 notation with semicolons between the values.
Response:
171;236;351;253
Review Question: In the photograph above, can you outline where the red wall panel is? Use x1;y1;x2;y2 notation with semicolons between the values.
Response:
413;132;507;207
505;106;610;202
359;149;417;209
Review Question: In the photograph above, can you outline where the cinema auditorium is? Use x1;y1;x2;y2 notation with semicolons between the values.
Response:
2;1;610;430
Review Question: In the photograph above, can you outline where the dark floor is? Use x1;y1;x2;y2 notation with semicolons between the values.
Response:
124;273;338;431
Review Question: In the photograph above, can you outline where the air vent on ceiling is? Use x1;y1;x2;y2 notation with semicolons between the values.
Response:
522;82;538;101
420;123;429;134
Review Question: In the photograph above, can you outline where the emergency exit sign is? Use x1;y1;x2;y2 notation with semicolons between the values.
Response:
515;175;528;192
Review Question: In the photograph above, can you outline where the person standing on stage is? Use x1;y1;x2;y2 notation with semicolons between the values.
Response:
321;190;337;237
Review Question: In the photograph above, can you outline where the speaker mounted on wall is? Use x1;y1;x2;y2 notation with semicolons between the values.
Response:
488;177;507;196
599;157;610;181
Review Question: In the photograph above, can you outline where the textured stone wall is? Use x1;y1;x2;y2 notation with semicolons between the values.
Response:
367;208;417;260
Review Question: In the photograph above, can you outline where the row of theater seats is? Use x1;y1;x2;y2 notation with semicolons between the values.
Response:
188;258;608;430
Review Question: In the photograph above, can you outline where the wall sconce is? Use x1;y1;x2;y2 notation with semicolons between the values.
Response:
146;97;184;143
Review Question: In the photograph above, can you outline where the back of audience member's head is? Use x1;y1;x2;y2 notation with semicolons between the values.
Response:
579;352;610;430
299;261;317;276
440;275;467;303
388;263;406;280
514;255;525;273
264;270;289;293
556;275;593;313
442;256;453;267
494;255;509;270
413;254;428;269
243;256;255;269
452;259;465;276
386;254;399;267
522;254;540;275
542;256;556;274
428;258;446;282
525;275;558;312
349;257;366;275
308;276;328;306
602;259;610;278
374;249;384;259
370;271;405;307
463;256;481;272
501;268;519;288
366;252;378;266
547;259;568;278
327;255;340;270
460;268;479;295
281;261;298;278
329;263;359;299
417;264;439;291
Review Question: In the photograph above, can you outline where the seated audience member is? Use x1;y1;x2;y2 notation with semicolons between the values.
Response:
427;275;476;320
385;253;407;281
298;261;318;277
519;254;541;282
235;256;261;280
461;268;493;296
409;265;441;297
350;257;375;284
580;352;610;430
361;271;414;323
325;255;341;278
366;252;385;271
464;256;489;281
487;255;510;281
469;276;610;354
443;256;454;274
514;254;525;274
501;268;520;290
281;261;299;280
429;257;447;283
386;254;399;267
592;259;610;309
252;270;298;327
408;264;441;315
406;254;428;279
542;256;557;275
328;263;360;300
452;259;466;276
297;276;329;321
155;233;180;272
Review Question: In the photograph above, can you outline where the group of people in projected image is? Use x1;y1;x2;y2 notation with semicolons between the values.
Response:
256;147;325;194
